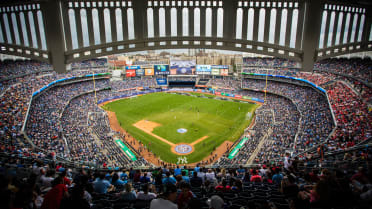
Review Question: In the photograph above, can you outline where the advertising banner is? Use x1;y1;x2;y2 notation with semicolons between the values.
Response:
135;68;145;76
126;69;136;77
156;78;167;85
228;137;249;159
211;68;220;75
196;65;212;75
115;139;137;161
170;60;196;75
125;65;141;70
145;68;154;76
235;95;242;99
154;65;170;75
220;68;229;76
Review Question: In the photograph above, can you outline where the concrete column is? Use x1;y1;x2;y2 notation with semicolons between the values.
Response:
242;8;248;40
153;7;159;37
41;0;66;73
110;7;117;43
122;8;128;40
74;8;83;48
274;8;282;45
361;7;371;46
188;7;194;37
86;8;95;46
302;0;323;72
253;7;259;41
132;0;146;42
212;7;218;37
200;7;206;37
223;0;237;41
264;7;271;43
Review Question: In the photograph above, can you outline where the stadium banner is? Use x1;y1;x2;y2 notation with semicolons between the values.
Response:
235;95;242;99
220;68;229;76
242;96;252;100
196;65;212;75
228;137;249;159
32;73;111;97
145;68;154;76
241;73;327;94
125;65;141;70
215;92;221;95
154;65;170;75
211;68;220;75
170;60;196;75
115;139;137;161
156;78;167;85
126;69;136;77
135;68;145;76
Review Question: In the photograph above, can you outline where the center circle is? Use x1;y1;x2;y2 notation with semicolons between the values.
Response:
177;128;187;133
174;144;193;154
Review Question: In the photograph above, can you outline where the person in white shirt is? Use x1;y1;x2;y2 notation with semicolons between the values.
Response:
284;153;291;171
197;168;207;183
137;183;157;201
150;184;177;209
206;169;216;182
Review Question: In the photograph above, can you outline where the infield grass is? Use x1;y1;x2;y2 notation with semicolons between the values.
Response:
102;92;258;164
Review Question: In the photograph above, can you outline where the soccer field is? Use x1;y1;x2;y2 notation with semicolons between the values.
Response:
103;92;258;164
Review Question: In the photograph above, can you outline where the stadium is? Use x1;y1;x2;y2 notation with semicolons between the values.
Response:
0;0;371;209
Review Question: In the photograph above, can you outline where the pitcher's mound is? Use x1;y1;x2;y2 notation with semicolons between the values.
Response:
177;128;187;133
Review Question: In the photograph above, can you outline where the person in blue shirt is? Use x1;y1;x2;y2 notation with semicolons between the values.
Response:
272;169;284;185
174;166;181;176
111;173;125;187
181;171;190;184
194;164;200;173
140;172;151;183
162;172;177;185
94;173;113;194
237;166;246;179
120;170;128;181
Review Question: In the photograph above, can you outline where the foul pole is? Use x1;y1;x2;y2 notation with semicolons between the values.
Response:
264;68;269;104
92;72;98;104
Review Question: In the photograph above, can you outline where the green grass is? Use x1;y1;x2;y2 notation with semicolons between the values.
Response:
102;92;258;164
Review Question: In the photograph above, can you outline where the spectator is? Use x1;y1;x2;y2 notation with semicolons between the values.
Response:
93;173;113;194
190;172;203;187
137;183;157;201
41;177;68;209
150;184;178;209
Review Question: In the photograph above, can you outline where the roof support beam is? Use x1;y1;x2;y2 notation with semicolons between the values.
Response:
41;0;66;73
302;0;323;72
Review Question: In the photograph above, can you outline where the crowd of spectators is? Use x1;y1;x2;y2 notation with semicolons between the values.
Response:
216;90;300;166
110;78;157;91
1;145;371;209
70;58;108;69
241;79;334;154
243;57;299;69
314;58;372;82
326;82;371;146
